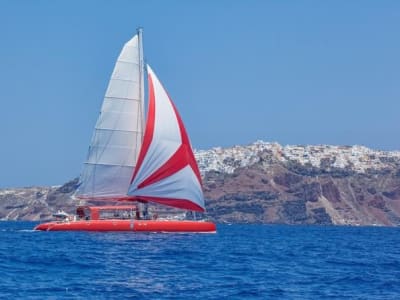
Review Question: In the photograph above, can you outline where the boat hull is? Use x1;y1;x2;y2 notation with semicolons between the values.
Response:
34;220;216;233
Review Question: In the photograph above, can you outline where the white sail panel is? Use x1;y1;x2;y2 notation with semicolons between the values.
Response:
105;80;140;99
85;144;138;166
112;61;140;82
75;34;144;199
91;130;139;149
76;165;133;198
118;37;139;62
96;111;140;131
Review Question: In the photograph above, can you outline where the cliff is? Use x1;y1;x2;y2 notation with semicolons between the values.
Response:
1;141;400;226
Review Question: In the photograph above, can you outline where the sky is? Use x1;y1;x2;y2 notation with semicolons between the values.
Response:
0;0;399;187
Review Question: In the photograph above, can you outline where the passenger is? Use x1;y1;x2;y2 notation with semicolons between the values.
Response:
143;203;149;220
77;209;84;220
186;211;193;220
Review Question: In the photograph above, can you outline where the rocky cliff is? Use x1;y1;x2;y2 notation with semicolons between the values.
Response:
1;141;400;226
0;179;78;221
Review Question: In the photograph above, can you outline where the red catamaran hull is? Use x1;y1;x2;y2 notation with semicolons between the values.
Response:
34;220;216;233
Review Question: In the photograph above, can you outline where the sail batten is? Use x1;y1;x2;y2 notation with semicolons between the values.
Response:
75;33;144;199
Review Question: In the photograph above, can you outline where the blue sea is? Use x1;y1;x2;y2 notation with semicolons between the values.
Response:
1;223;400;299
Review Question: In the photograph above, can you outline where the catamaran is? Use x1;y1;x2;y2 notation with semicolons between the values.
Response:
34;29;216;232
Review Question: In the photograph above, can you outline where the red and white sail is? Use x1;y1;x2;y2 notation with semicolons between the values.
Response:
128;65;205;212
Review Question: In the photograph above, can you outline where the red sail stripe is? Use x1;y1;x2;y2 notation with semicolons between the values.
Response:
169;97;202;185
130;72;156;184
136;196;205;212
135;86;202;189
138;144;188;189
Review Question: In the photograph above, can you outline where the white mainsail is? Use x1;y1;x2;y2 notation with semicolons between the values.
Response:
75;31;144;200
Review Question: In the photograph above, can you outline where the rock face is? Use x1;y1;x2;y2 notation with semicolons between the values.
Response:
199;142;400;225
1;141;400;226
0;179;79;221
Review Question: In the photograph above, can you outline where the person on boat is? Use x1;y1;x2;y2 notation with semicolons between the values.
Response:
186;211;193;220
77;208;85;220
143;202;149;220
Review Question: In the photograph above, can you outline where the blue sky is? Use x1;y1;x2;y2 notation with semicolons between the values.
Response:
1;1;399;187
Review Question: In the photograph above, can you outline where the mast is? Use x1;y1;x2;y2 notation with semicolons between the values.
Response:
137;27;145;139
136;27;145;215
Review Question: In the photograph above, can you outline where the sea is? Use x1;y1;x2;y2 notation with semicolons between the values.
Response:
1;222;400;299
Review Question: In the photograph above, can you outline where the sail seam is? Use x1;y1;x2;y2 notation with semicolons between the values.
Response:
109;78;140;83
88;145;135;149
93;128;143;133
104;96;141;101
117;60;140;64
83;162;136;167
98;111;140;115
